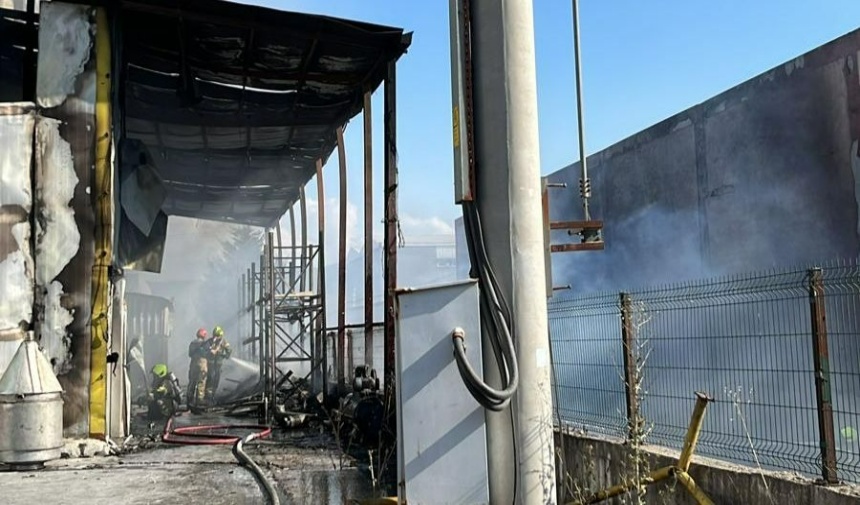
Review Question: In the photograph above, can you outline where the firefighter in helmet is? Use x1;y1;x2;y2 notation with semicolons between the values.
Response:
147;363;182;421
187;328;210;407
205;325;232;402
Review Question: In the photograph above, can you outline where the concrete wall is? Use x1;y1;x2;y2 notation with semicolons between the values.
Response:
547;28;860;294
556;431;860;505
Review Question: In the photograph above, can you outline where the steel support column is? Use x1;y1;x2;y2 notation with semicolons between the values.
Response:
300;186;309;292
267;231;277;416
289;204;297;289
316;159;329;398
336;127;348;393
383;61;398;393
364;91;374;368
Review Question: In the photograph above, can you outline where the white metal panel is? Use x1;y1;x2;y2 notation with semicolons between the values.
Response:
395;280;489;505
0;105;35;378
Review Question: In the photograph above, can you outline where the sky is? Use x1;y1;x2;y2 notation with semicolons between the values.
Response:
240;0;860;245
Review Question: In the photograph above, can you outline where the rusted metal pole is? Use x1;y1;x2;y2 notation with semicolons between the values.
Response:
300;186;308;292
620;292;639;441
336;127;348;393
289;203;297;292
809;267;839;484
363;91;374;369
316;158;328;398
383;61;398;394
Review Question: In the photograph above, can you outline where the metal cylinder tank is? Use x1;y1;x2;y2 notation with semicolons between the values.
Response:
0;337;64;470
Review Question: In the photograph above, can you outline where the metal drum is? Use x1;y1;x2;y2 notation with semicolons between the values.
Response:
0;337;65;470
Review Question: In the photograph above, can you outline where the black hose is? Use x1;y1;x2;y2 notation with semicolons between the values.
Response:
232;433;281;505
452;202;519;411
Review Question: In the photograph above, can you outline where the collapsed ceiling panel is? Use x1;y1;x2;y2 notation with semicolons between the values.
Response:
118;0;411;228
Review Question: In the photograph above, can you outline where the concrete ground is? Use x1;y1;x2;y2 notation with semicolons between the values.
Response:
0;414;387;504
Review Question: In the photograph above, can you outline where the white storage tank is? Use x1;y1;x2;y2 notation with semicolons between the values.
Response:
0;336;64;470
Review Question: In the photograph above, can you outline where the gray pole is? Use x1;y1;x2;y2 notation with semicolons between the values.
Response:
471;0;557;503
571;0;591;221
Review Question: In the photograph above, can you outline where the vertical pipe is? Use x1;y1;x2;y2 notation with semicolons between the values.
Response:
809;268;838;484
571;0;591;221
240;274;245;359
383;61;398;393
364;91;374;368
289;204;297;292
247;267;253;359
316;159;329;399
255;259;264;384
267;232;277;413
347;329;355;380
336;127;348;393
300;186;308;292
620;292;639;440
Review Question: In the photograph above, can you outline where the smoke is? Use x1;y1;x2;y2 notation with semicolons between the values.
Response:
126;217;263;378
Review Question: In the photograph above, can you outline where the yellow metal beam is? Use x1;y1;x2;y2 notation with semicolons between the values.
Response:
565;392;715;505
570;466;673;504
89;6;113;438
674;470;715;505
678;392;712;471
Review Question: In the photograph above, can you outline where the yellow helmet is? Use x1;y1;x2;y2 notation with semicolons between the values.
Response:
213;326;224;337
151;363;168;378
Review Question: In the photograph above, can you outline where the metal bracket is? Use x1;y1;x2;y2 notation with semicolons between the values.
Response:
541;178;605;297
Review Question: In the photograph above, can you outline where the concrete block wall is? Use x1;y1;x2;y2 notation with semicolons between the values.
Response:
555;431;860;505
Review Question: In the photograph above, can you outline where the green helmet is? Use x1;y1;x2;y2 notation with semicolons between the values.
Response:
151;363;168;378
213;326;224;337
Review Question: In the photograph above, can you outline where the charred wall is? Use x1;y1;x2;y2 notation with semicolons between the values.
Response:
546;29;860;294
34;2;97;436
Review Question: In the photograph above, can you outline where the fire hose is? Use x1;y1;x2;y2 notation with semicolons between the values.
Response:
162;419;280;505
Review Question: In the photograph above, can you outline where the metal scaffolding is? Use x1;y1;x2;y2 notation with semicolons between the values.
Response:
241;229;326;414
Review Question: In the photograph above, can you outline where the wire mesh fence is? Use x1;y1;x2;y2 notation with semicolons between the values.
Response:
549;260;860;484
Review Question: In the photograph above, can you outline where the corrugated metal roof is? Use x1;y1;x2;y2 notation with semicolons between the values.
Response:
119;0;411;227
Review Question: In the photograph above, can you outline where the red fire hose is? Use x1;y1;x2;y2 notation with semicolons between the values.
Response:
162;417;273;445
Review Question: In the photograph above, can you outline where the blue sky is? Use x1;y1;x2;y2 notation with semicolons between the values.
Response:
250;0;860;243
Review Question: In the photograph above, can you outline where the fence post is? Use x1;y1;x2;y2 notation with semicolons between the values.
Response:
808;268;838;484
620;292;639;440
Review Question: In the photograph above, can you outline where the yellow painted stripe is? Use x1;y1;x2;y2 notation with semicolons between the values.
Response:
89;7;112;438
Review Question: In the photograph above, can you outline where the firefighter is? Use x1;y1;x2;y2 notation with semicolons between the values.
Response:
147;363;182;421
205;325;232;402
187;328;210;407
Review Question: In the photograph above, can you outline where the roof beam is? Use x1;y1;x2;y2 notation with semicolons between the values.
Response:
124;101;347;127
